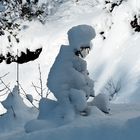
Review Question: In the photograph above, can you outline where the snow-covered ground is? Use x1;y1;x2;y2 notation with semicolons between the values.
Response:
1;103;140;140
0;0;140;139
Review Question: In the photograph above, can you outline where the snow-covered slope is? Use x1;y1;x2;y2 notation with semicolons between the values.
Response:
0;0;140;103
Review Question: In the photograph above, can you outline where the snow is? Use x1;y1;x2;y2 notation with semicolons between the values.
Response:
0;0;140;139
68;24;96;50
89;93;110;113
1;103;140;140
70;88;87;112
26;94;33;103
38;98;57;120
0;86;37;133
0;2;5;12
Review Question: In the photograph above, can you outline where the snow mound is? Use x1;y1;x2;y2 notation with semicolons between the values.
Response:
125;116;140;132
0;86;37;132
38;98;57;120
25;119;58;133
89;93;110;114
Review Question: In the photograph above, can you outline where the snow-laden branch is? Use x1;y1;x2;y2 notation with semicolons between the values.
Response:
0;72;12;96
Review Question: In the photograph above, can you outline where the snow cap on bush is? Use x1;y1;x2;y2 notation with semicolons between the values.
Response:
67;24;96;50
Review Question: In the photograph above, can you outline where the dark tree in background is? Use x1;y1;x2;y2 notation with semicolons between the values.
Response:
0;0;64;64
0;48;42;64
0;0;48;64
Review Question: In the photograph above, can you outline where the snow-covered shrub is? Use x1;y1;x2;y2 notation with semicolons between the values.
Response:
104;0;124;12
89;93;110;114
0;85;37;132
0;48;42;64
101;78;121;100
1;86;35;118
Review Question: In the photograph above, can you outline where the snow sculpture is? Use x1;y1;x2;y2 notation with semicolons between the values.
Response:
47;25;96;117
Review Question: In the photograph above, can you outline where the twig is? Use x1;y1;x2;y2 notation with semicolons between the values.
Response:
0;72;10;79
104;78;121;99
32;82;42;97
46;88;51;98
0;73;12;95
0;89;9;97
32;64;50;98
19;83;38;110
18;83;26;96
38;64;43;97
0;86;7;92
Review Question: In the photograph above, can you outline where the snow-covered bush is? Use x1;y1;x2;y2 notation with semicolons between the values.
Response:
0;85;37;132
47;24;96;118
101;78;121;100
104;0;124;12
0;0;59;63
89;93;110;114
0;0;45;65
1;86;35;118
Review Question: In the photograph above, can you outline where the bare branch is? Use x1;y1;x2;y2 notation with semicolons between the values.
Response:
0;72;10;79
32;82;42;97
34;98;39;102
0;89;9;97
0;73;12;95
0;79;12;94
0;86;7;92
104;78;121;99
18;83;26;96
38;64;43;97
19;83;38;110
32;64;47;98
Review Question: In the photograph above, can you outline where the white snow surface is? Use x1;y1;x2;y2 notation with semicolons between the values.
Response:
0;0;140;139
1;103;140;140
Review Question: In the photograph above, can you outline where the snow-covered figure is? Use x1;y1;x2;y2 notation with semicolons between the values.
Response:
47;25;96;117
